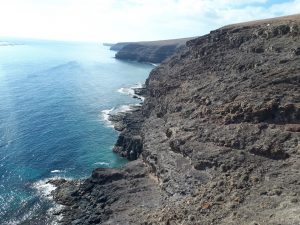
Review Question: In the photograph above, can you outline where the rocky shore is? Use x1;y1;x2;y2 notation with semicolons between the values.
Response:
51;14;300;225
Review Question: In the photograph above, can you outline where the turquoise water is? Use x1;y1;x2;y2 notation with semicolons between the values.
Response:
0;38;153;224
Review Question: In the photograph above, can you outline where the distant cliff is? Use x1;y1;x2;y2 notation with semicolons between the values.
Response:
109;42;131;51
112;37;195;63
102;43;114;47
52;14;300;225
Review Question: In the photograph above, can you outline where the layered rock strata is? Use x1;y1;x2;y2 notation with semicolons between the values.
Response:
52;14;300;225
113;38;195;63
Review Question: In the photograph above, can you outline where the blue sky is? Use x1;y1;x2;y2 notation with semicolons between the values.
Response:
0;0;299;42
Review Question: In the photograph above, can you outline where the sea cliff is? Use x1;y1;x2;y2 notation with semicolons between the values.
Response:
112;38;195;63
51;14;300;225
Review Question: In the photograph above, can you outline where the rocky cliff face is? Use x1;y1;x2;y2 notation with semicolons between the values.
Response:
109;42;131;51
52;14;300;225
113;38;195;63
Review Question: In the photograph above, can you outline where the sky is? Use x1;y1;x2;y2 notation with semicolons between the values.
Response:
0;0;299;42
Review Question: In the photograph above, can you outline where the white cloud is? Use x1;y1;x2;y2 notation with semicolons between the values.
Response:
0;0;299;42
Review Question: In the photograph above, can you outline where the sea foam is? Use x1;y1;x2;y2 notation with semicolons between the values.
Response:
50;170;65;173
32;178;69;224
93;161;110;166
101;108;115;127
32;179;57;200
117;83;145;101
101;103;141;129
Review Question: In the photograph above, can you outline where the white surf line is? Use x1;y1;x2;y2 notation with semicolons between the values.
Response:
32;177;72;225
117;83;145;101
93;162;110;166
33;179;57;200
51;170;66;173
101;108;115;128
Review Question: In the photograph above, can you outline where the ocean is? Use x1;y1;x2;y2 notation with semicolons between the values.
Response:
0;38;154;224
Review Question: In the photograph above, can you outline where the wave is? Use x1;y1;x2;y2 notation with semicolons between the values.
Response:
32;177;69;225
51;170;65;173
3;177;67;225
93;162;110;166
32;177;71;201
101;108;115;128
114;104;141;114
100;103;141;129
32;179;57;200
101;83;145;128
118;87;135;96
150;63;159;67
117;83;145;101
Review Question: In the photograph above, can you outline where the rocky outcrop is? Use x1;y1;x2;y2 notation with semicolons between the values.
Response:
109;104;145;160
113;38;195;63
52;14;300;225
49;160;165;225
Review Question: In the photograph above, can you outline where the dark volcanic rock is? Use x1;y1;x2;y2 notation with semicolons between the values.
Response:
51;160;164;225
114;37;195;63
113;107;145;160
115;43;178;63
52;14;300;225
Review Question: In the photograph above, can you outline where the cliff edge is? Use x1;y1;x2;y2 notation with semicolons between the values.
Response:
52;14;300;225
112;38;195;63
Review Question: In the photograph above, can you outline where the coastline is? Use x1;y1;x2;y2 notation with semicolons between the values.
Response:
112;37;194;64
0;40;154;225
48;82;151;224
101;84;146;130
110;86;146;160
51;14;300;225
